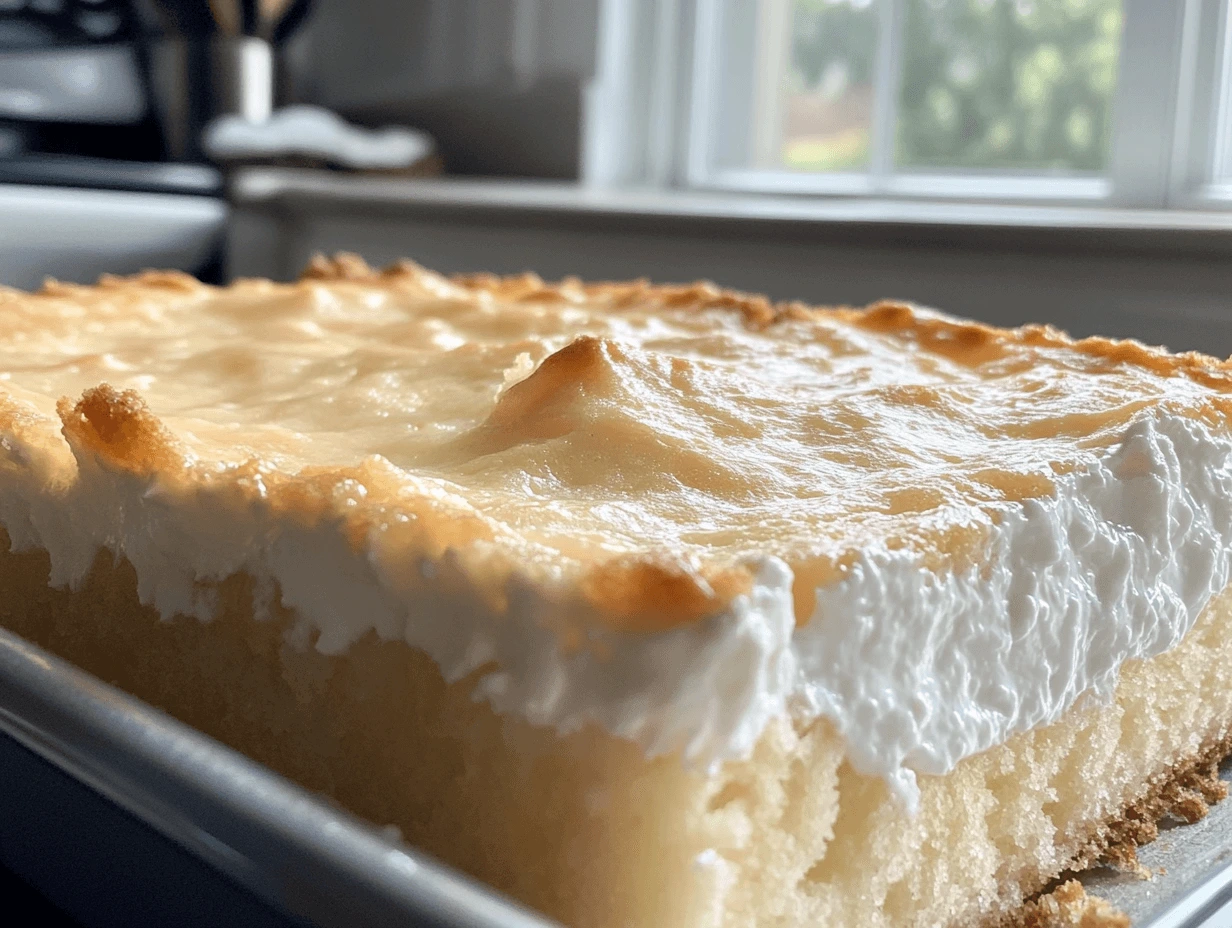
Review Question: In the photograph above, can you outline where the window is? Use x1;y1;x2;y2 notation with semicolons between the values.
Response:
586;0;1232;209
779;0;1120;174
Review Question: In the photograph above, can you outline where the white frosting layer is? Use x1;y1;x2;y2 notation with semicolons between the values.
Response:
796;411;1232;804
3;408;1231;807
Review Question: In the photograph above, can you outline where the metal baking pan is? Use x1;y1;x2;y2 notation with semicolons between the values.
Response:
0;623;1229;927
0;626;555;928
1084;762;1232;928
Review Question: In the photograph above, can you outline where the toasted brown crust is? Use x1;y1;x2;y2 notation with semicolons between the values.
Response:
1072;732;1230;875
1008;881;1130;928
996;729;1232;928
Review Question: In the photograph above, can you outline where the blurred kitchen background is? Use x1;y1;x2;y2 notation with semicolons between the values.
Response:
3;0;1232;354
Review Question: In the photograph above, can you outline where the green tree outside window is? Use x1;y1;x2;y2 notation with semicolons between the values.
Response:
786;0;1123;173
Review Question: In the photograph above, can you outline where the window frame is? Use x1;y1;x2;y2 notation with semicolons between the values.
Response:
584;0;1232;211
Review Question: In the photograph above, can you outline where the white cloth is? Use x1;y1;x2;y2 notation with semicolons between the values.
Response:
204;105;434;170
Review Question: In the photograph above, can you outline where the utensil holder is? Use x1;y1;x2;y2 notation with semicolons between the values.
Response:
151;36;274;162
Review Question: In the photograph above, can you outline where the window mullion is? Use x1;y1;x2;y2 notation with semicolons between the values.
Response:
581;0;694;188
869;0;906;189
751;0;794;169
1107;0;1190;208
1205;0;1232;186
647;0;686;186
1167;0;1207;203
684;0;724;187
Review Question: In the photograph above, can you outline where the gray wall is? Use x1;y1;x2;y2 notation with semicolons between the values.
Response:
290;0;598;178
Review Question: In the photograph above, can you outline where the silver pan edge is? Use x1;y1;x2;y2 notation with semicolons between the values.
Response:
0;626;556;928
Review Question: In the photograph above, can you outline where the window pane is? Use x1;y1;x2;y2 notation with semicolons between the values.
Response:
782;0;879;172
896;0;1123;172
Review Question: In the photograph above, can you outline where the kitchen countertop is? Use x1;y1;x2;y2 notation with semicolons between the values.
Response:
0;181;226;291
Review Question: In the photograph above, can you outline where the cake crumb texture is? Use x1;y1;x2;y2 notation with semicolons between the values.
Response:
1082;746;1229;876
1012;881;1129;928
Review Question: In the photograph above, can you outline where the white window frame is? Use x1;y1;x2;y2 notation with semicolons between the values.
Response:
1180;0;1232;206
584;0;1232;210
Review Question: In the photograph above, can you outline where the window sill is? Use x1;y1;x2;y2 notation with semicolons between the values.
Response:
231;167;1232;257
699;169;1111;204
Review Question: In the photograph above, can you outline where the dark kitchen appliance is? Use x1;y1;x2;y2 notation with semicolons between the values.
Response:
0;2;231;289
0;0;164;162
